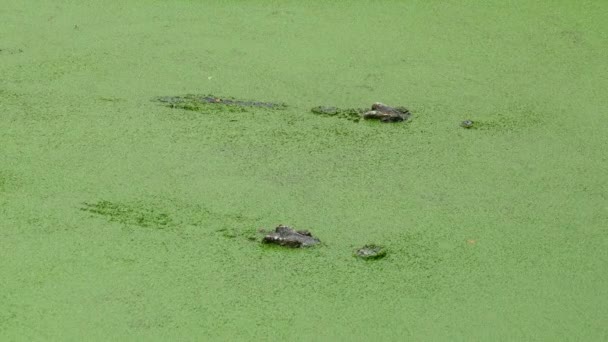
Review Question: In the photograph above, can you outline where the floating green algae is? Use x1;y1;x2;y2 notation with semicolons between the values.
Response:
1;0;607;340
80;200;173;229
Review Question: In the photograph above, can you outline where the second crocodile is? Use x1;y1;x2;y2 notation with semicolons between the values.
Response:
155;94;287;112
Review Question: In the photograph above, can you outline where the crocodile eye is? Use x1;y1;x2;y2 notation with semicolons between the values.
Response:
460;120;474;128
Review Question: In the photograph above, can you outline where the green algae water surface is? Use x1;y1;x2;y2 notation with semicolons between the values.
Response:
1;0;607;340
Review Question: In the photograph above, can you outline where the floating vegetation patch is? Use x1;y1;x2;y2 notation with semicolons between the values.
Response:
0;171;18;193
80;200;173;229
462;107;543;132
98;97;125;103
398;232;445;271
216;226;259;242
154;94;287;113
310;106;364;122
0;301;17;329
0;174;7;192
0;48;23;55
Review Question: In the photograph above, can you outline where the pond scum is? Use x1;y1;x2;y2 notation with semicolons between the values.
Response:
80;200;173;229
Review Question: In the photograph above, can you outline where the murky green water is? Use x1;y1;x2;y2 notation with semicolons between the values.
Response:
1;1;607;340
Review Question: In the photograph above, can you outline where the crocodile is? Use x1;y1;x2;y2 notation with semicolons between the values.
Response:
311;102;410;123
354;244;387;260
260;225;320;248
154;94;287;112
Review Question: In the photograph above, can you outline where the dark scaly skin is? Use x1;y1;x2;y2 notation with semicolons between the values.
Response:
363;102;410;122
261;225;320;248
310;106;340;116
311;103;410;123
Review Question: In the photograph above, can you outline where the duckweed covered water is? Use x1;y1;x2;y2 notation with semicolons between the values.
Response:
1;1;607;340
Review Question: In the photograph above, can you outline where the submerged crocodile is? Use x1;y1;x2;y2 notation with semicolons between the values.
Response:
460;120;474;128
310;106;364;122
260;225;320;248
311;102;410;123
354;244;387;260
155;94;287;112
156;94;410;123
